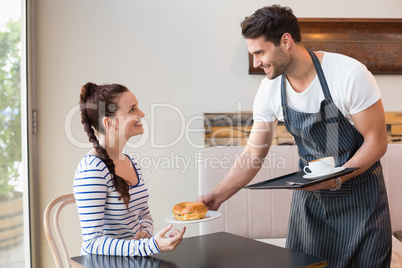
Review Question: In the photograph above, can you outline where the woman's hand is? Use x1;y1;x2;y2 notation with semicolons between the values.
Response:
133;230;151;240
154;224;186;252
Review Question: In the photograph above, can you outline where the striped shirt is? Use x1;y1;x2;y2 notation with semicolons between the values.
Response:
73;155;161;256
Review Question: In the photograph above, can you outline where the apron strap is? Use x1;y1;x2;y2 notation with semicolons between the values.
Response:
307;50;333;100
281;50;333;107
280;74;287;108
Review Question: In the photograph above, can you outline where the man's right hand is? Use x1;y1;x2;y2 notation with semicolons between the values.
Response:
197;121;275;212
197;191;221;211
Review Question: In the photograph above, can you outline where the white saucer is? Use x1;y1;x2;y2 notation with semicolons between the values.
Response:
303;167;345;179
165;210;221;224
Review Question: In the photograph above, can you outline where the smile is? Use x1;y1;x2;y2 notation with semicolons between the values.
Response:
261;65;270;71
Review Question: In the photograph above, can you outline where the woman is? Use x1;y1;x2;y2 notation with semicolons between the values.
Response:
74;82;185;256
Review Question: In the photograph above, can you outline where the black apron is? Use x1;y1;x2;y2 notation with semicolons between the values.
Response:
282;50;392;267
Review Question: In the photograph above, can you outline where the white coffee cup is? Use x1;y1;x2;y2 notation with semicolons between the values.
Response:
303;157;335;175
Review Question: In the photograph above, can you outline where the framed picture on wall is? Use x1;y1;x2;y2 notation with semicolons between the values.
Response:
248;18;402;74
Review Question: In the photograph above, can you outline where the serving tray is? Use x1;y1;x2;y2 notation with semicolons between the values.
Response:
244;168;358;190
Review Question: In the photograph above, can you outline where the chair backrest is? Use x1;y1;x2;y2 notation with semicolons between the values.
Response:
43;194;76;268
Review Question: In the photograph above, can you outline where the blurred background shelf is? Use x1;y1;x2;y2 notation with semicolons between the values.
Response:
204;112;402;147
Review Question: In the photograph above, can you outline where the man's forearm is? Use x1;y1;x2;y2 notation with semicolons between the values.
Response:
212;149;269;203
341;137;387;182
343;100;388;182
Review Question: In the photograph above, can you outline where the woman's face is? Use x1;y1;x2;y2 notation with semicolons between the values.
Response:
112;91;145;140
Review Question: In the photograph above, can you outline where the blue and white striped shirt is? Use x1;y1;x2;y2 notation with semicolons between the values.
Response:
73;155;161;256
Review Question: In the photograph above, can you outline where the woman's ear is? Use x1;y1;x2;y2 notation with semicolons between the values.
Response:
103;117;115;130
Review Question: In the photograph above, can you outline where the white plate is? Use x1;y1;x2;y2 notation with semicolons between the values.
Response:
303;166;346;179
165;210;221;224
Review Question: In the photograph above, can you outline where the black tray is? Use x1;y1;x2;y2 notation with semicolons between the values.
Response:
244;167;358;190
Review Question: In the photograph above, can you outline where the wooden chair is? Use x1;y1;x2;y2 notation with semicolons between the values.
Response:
43;194;76;268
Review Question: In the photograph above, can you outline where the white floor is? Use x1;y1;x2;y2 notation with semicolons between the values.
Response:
0;243;25;268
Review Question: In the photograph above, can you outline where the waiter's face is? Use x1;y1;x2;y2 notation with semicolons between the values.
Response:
247;36;290;80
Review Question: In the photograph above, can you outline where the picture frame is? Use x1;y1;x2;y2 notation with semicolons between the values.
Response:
248;18;402;74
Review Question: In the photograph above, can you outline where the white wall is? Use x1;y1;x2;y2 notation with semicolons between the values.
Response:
31;0;402;267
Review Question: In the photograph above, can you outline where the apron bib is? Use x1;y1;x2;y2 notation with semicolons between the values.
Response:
282;50;391;267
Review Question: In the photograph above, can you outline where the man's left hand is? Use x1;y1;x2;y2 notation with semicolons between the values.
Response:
301;177;340;191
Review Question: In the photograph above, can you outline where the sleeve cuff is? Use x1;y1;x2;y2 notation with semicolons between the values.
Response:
349;94;380;115
150;237;162;254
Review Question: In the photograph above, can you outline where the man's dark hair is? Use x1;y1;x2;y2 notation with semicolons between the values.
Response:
241;5;301;46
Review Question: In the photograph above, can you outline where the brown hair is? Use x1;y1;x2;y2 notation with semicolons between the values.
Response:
79;82;131;209
241;5;301;46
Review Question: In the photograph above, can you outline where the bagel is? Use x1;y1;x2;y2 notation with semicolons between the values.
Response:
172;202;208;221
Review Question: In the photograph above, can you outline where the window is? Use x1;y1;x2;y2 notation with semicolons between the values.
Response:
0;0;30;266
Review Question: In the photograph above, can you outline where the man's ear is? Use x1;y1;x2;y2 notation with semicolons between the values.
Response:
281;33;293;50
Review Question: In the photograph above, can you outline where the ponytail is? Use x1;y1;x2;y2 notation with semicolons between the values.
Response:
79;82;132;209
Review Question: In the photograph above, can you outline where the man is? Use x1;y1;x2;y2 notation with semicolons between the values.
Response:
198;5;391;267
